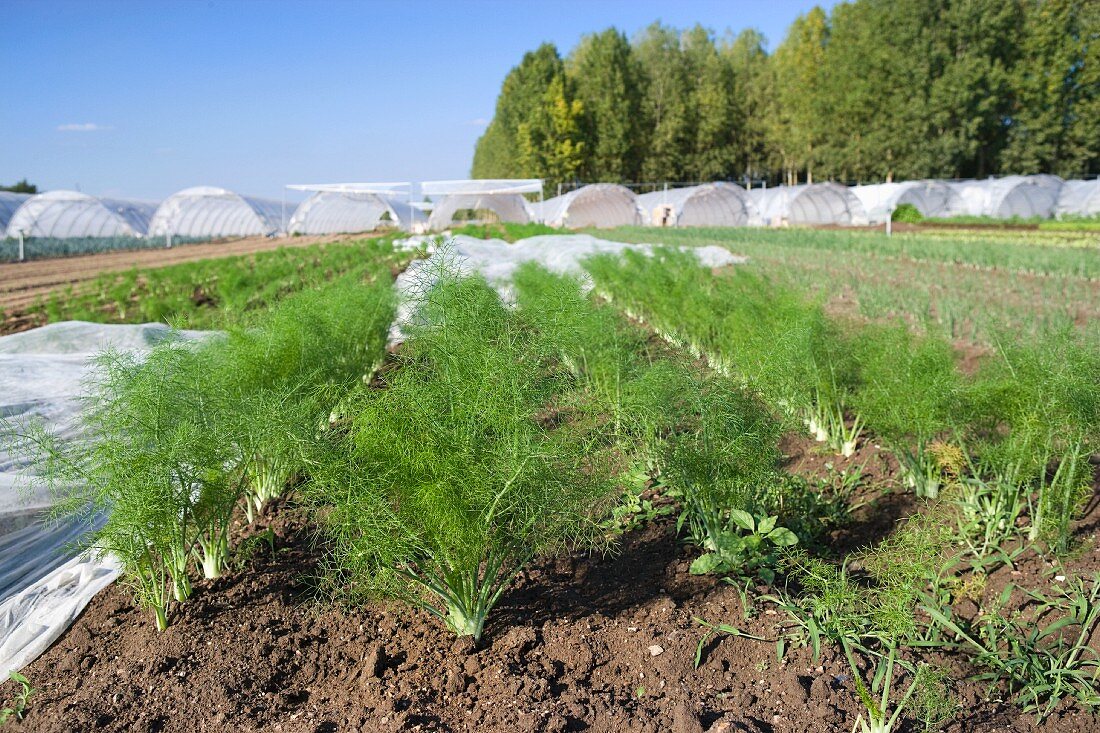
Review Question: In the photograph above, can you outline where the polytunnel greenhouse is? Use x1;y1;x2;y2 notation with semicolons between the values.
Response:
0;192;31;234
148;186;286;239
422;179;540;230
635;183;757;227
948;175;1064;218
4;191;156;238
1054;179;1100;218
850;180;965;223
749;183;867;226
531;184;640;228
427;194;532;229
288;191;424;234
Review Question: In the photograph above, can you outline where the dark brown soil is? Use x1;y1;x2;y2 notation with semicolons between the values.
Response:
3;448;1099;733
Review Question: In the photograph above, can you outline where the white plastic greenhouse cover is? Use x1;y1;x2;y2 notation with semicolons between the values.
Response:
148;186;286;238
427;194;532;230
530;184;640;228
0;192;31;233
635;183;758;227
947;175;1065;218
391;233;745;338
850;181;966;223
749;183;868;226
1054;179;1100;218
0;321;208;679
288;191;425;234
5;191;156;239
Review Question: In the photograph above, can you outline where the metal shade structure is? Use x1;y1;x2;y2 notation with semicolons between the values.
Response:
851;180;966;223
422;179;540;230
421;179;543;196
531;184;640;229
749;183;867;226
636;183;757;227
148;186;285;238
286;183;424;234
5;191;156;238
1054;179;1100;218
427;194;532;229
948;175;1065;219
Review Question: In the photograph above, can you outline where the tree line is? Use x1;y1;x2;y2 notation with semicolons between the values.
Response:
0;179;37;194
471;0;1099;189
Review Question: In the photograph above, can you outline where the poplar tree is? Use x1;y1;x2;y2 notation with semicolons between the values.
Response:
770;8;829;184
472;44;565;179
634;23;692;183
1004;0;1100;177
567;28;644;181
722;29;773;183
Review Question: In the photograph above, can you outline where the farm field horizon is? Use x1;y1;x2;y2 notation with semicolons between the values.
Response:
1;221;1098;732
3;0;1100;731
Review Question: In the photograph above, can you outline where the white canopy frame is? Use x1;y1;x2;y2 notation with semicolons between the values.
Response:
421;179;543;196
5;191;156;239
531;184;640;229
427;194;532;230
148;186;285;239
287;182;412;197
636;183;758;227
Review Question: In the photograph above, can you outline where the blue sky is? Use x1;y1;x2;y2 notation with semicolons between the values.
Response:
1;1;835;203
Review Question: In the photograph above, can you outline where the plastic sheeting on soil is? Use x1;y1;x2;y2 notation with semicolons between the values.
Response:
635;183;757;227
1055;179;1100;218
749;183;868;226
851;180;966;223
0;322;207;679
148;186;286;238
288;191;425;234
0;552;121;680
530;184;640;229
5;191;157;239
391;233;743;337
427;194;532;230
948;175;1065;219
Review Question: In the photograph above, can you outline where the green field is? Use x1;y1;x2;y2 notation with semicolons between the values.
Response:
13;223;1100;728
598;226;1100;345
31;236;414;330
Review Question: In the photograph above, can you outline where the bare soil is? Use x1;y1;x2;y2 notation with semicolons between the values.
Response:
0;234;367;318
3;434;1097;733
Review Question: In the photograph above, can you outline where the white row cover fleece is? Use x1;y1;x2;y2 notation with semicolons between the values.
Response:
0;322;207;679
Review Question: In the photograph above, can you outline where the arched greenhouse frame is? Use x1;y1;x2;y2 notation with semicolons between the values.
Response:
148;186;286;239
531;184;640;229
5;191;156;238
749;183;867;226
635;183;757;227
851;180;965;223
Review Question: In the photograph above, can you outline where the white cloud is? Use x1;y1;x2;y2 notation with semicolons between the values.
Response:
56;122;113;132
465;118;490;127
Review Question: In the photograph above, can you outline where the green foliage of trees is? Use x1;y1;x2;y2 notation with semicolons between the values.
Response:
0;179;36;194
472;1;1100;188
